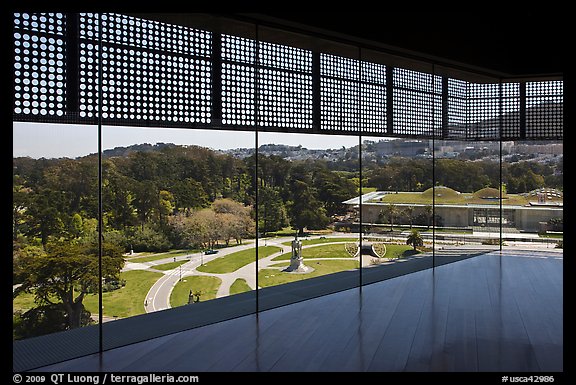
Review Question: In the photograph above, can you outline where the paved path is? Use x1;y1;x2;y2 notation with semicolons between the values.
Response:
142;234;359;313
142;242;256;313
141;232;563;314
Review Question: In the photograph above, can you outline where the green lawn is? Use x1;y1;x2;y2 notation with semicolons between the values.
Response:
196;246;281;274
272;243;417;262
281;237;358;247
152;260;189;271
13;270;163;319
230;278;252;295
361;187;377;194
83;270;163;318
381;244;419;259
13;291;39;313
272;243;354;261
369;188;530;206
126;249;197;263
170;276;222;307
259;259;359;287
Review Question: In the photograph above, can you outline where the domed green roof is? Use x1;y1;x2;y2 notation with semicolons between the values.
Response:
421;186;461;200
474;187;505;199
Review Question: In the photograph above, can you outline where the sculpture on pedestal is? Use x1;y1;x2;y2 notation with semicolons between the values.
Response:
283;234;310;273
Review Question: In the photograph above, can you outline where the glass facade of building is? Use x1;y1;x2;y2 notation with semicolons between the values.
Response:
12;12;563;371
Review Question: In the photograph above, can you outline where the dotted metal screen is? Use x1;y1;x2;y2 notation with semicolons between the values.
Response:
222;35;256;126
467;83;501;140
526;81;563;139
465;83;521;140
13;13;67;118
360;61;387;134
447;78;468;139
12;12;563;141
258;41;313;129
500;83;520;139
320;54;360;132
320;54;388;134
79;13;212;125
222;35;313;130
393;68;441;137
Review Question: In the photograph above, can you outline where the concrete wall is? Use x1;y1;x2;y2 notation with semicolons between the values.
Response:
359;203;563;233
516;206;563;232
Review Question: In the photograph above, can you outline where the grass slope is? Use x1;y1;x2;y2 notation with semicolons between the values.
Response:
170;276;222;307
83;270;163;318
196;246;281;274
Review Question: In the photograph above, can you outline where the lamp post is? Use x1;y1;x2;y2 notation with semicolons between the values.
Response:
179;265;182;281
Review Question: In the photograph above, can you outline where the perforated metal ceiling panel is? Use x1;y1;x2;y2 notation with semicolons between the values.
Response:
526;81;563;139
13;12;563;141
13;13;66;118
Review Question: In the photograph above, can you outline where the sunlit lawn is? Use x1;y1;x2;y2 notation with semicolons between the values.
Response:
280;237;358;247
230;278;252;295
13;270;162;319
379;244;419;259
170;276;221;307
196;246;281;274
83;270;163;318
13;292;38;313
125;249;198;263
272;243;353;261
152;260;189;271
259;259;359;287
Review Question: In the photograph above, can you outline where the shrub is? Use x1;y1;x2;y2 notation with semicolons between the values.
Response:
129;225;172;252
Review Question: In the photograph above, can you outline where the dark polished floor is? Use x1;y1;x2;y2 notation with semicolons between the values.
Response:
33;250;563;372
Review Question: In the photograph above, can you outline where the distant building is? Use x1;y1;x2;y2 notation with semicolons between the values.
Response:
344;187;563;233
373;139;428;157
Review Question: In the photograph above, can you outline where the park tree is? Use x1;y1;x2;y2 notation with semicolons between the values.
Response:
129;224;171;252
286;180;329;235
257;185;288;235
212;198;249;216
167;201;254;250
102;163;138;230
381;204;399;231
193;208;221;249
25;188;66;247
132;180;158;229
406;229;424;250
315;169;357;216
12;181;31;241
212;198;255;245
158;190;175;225
402;206;416;228
171;178;209;213
13;240;124;331
168;212;205;249
423;205;433;229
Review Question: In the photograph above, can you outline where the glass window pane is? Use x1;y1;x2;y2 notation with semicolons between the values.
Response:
100;126;257;350
432;139;501;258
502;140;563;250
360;136;434;285
256;132;360;311
13;122;100;366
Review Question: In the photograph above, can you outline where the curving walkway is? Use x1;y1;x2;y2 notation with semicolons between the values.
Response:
140;242;255;313
142;234;359;313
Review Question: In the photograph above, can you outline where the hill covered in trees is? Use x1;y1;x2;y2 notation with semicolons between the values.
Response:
13;142;562;253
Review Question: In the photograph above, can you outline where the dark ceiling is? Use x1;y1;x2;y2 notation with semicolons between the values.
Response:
244;12;565;78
